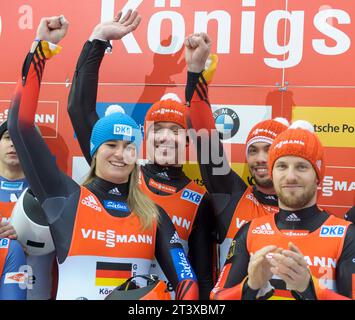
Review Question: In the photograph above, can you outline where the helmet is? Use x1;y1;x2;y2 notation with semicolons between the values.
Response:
10;188;55;256
105;275;170;300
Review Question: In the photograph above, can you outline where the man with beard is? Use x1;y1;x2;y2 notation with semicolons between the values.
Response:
210;121;355;300
184;32;289;270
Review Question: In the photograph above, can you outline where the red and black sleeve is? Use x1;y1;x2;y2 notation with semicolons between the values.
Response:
68;39;110;165
155;207;199;300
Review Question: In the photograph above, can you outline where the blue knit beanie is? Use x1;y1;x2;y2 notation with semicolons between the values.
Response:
90;112;142;157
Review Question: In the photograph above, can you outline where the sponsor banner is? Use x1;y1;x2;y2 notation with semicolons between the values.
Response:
211;105;272;144
292;106;355;148
4;1;354;85
0;100;58;138
285;1;355;86
318;166;355;217
183;162;252;188
0;101;9;124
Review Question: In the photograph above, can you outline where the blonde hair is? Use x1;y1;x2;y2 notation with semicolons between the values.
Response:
83;158;159;230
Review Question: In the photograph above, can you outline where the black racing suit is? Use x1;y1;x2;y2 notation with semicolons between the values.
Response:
185;71;278;263
345;206;355;224
8;40;198;300
67;40;215;299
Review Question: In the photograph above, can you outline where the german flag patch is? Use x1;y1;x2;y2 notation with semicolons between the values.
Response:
95;262;132;287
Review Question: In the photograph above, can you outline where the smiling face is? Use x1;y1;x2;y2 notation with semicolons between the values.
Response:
0;130;21;167
272;155;318;210
94;140;137;184
247;142;274;191
146;121;187;166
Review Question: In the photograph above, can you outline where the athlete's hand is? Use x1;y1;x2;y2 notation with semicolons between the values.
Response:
269;242;311;293
89;10;141;41
36;15;69;44
0;222;18;240
184;33;211;73
247;245;279;290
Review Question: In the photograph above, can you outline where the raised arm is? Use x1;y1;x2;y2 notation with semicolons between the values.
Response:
184;33;247;196
8;16;78;205
68;10;141;164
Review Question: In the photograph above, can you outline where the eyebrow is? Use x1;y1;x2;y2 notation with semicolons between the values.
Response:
276;161;310;166
154;125;180;131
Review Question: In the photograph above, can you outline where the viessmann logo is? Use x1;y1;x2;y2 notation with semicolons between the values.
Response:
320;176;355;197
81;228;153;248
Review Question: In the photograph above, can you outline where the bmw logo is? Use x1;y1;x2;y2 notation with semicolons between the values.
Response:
213;108;240;140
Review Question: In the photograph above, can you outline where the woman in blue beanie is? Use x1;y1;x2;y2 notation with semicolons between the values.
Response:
8;14;198;300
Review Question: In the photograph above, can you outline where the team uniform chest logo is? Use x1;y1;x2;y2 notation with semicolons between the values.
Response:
320;225;346;237
81;195;102;212
180;189;202;205
213;108;240;140
149;179;176;194
0;181;24;191
251;222;275;235
81;228;153;248
103;200;129;212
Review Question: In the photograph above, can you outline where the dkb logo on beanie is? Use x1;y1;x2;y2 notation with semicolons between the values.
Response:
114;124;133;137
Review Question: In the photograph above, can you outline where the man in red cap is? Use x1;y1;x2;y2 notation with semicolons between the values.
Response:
184;32;289;270
67;13;215;300
210;122;355;300
139;94;216;300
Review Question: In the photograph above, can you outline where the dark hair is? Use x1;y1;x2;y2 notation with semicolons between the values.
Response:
0;121;7;139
